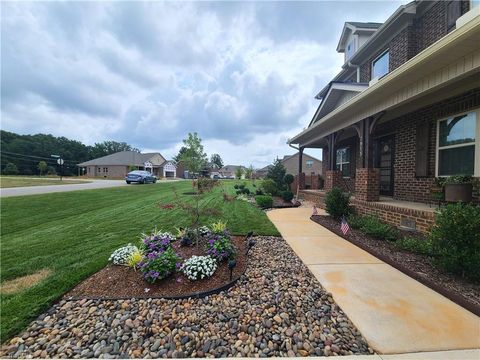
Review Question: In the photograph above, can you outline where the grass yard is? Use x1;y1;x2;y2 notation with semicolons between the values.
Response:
0;180;279;341
0;176;90;188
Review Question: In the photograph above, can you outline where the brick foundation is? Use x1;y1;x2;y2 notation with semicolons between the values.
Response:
355;168;380;202
352;199;435;234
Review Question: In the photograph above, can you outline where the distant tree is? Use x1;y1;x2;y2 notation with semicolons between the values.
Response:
235;167;244;179
173;147;188;164
3;162;19;175
37;161;48;176
47;166;57;175
245;165;254;180
90;141;140;159
267;158;287;190
210;154;224;169
179;133;208;176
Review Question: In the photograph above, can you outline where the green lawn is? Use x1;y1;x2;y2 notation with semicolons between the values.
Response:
0;180;278;341
0;176;90;188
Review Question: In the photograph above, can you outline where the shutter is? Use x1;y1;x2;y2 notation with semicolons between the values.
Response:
415;122;429;177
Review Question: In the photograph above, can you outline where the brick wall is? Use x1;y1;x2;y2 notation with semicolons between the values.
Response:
360;0;470;83
375;88;480;203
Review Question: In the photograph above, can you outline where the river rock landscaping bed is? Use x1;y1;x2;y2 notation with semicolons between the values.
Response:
1;236;371;358
311;215;480;315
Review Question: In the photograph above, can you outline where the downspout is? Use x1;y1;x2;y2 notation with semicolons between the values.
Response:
288;143;302;201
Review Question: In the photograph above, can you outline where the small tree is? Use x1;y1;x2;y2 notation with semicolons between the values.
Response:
284;174;294;191
179;133;208;177
37;161;48;176
235;167;243;179
245;165;254;180
3;162;19;175
267;158;286;190
210;154;224;169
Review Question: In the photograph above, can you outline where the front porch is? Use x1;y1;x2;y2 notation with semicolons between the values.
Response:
299;189;436;234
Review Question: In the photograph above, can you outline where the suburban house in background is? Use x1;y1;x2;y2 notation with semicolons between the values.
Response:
256;152;322;178
289;0;480;233
219;165;247;179
78;151;177;179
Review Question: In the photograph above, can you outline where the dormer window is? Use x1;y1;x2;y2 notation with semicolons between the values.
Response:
346;38;356;60
372;50;389;80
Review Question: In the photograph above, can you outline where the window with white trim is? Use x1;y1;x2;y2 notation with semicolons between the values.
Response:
372;50;389;80
346;38;356;60
436;111;478;176
306;160;313;168
336;147;351;177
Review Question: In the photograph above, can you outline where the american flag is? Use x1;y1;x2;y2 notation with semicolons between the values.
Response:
341;216;350;235
312;206;318;216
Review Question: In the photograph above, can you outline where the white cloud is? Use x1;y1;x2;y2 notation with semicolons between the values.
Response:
1;1;405;167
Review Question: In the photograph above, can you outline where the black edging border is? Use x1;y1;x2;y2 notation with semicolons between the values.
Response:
310;215;480;317
65;240;250;302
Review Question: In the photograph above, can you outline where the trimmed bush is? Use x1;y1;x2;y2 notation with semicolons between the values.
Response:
396;237;432;256
358;215;398;241
261;179;278;196
325;187;350;219
255;195;273;209
284;174;294;187
281;190;294;202
430;203;480;281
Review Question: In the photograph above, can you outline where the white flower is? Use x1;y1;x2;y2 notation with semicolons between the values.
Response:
109;244;138;265
181;255;217;281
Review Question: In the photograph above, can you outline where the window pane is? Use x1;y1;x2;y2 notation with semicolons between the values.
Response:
438;145;475;176
439;112;476;146
372;51;389;79
342;164;351;177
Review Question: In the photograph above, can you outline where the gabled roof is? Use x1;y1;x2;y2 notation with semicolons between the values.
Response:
337;22;382;53
310;82;368;126
220;165;246;172
78;151;166;166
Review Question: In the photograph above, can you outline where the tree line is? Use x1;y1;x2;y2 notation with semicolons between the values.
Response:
0;130;140;176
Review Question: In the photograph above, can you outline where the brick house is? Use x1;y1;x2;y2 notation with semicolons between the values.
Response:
256;152;322;179
78;151;176;179
289;1;480;233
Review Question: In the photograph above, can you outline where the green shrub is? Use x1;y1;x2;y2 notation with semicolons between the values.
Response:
348;214;366;230
430;203;480;281
234;184;239;189
261;179;278;196
358;215;398;241
238;183;246;189
281;190;294;202
396;236;432;255
139;247;180;283
284;174;294;187
3;162;19;175
255;195;273;209
325;187;350;219
255;188;264;196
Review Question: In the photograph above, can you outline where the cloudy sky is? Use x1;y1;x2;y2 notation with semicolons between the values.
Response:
1;1;404;167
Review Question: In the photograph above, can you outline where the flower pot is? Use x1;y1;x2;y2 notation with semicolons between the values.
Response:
444;183;473;203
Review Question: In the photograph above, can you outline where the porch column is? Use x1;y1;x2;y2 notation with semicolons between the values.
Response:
298;147;305;190
324;132;343;191
355;116;380;202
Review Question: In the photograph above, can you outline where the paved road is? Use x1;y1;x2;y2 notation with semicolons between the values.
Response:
0;179;128;197
267;207;480;355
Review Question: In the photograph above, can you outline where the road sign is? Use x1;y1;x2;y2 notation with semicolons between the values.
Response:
57;158;64;165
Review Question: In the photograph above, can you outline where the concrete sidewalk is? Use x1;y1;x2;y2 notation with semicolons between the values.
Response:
267;207;480;355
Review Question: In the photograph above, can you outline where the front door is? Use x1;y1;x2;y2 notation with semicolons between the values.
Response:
375;136;395;196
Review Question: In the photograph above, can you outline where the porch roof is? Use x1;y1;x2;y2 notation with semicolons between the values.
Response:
290;13;480;148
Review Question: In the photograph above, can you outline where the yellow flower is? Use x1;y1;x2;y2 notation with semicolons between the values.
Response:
128;250;143;269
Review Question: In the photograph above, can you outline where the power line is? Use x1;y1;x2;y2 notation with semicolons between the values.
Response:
0;151;82;164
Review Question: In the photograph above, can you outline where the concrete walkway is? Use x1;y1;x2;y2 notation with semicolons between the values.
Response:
267;207;480;355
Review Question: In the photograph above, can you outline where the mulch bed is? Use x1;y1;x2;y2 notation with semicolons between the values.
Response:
66;236;247;300
272;197;300;208
311;215;480;316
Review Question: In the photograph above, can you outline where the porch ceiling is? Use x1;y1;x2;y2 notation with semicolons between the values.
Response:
291;14;480;148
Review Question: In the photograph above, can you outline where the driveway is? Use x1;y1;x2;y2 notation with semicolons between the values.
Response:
267;207;480;355
0;179;128;197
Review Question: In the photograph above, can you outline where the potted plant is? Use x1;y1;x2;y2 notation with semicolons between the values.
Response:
430;177;445;204
444;175;473;203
